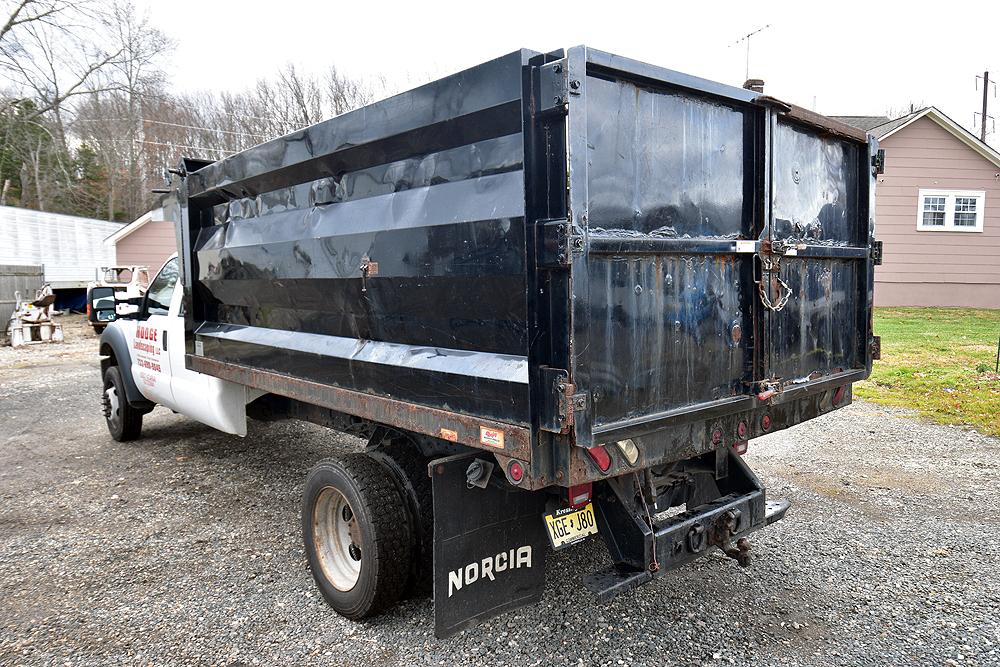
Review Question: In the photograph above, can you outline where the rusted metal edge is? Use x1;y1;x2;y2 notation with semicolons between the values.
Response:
188;355;533;461
772;368;867;403
591;395;754;442
759;97;869;143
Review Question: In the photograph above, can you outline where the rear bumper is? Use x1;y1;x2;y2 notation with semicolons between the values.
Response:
585;451;789;601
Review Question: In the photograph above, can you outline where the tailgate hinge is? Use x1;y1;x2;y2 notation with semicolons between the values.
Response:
537;59;569;115
538;367;586;434
871;240;883;266
871;148;885;176
537;218;584;268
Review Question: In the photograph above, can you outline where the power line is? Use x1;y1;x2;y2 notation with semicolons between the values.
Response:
75;116;269;138
97;137;236;155
133;89;299;124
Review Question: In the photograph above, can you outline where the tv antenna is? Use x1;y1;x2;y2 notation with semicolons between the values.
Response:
732;24;772;81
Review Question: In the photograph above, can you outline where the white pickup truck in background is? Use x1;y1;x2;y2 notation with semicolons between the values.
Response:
86;265;150;333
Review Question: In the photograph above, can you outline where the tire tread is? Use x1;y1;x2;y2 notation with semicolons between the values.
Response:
304;454;413;619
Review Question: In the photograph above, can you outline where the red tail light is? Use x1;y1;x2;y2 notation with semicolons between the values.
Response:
568;483;592;509
585;445;612;472
507;460;524;483
86;303;91;316
732;440;748;456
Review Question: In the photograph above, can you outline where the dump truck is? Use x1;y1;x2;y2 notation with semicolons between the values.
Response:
95;46;882;638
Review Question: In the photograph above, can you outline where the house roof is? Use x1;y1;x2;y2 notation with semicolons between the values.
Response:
831;107;1000;169
104;208;162;244
827;115;891;132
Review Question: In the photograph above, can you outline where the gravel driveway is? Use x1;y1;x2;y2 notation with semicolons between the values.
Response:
1;317;998;666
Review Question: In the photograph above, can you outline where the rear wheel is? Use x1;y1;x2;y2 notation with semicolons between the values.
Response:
302;454;413;619
102;365;142;441
372;436;434;597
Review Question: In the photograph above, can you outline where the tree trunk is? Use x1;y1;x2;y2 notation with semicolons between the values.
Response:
33;138;44;211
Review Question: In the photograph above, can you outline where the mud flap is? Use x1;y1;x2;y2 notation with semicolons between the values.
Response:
431;452;548;638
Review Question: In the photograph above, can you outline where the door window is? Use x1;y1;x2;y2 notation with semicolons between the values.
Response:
145;258;179;317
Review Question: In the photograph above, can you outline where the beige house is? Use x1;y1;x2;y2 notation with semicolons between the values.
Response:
833;107;1000;309
105;208;177;274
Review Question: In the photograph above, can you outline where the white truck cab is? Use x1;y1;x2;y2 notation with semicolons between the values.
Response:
99;254;251;439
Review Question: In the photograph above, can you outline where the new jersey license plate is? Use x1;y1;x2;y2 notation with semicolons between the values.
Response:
544;503;598;550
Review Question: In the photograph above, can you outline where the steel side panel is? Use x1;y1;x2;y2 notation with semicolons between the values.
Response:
181;53;533;432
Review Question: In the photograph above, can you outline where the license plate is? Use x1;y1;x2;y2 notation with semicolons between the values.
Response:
544;503;598;550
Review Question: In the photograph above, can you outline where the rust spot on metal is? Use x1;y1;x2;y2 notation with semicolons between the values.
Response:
188;355;533;461
756;389;776;401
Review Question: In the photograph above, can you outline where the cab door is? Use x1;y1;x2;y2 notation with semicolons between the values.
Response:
163;268;249;436
132;257;180;407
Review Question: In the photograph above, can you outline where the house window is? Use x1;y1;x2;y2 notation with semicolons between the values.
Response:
916;189;985;232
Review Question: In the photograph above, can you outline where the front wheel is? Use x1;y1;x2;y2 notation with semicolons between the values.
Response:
102;365;142;441
302;454;413;620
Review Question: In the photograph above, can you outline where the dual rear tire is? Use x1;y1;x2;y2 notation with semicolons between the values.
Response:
302;453;425;619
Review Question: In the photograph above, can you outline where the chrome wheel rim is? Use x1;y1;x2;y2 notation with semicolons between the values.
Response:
104;384;120;430
312;486;362;591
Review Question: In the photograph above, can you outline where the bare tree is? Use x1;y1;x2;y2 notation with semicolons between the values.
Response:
0;0;170;214
0;0;124;128
0;0;374;221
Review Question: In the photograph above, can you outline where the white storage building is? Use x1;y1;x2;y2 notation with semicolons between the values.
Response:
0;206;124;288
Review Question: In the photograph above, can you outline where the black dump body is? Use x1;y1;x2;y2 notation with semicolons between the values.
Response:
174;47;878;492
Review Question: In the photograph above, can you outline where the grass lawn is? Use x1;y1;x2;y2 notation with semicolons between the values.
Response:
855;307;1000;437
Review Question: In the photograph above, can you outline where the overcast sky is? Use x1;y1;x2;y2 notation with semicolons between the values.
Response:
138;0;1000;149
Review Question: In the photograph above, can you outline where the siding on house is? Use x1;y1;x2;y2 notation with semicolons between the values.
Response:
874;116;1000;308
114;219;176;272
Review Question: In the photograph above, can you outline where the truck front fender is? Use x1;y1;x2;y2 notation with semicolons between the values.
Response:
99;325;154;411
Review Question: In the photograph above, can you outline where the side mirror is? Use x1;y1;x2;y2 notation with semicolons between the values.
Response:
89;287;118;323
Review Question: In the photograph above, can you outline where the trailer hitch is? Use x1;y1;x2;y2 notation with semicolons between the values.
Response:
708;509;751;567
585;452;788;601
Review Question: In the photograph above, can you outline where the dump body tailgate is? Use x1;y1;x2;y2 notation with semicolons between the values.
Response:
554;48;877;455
